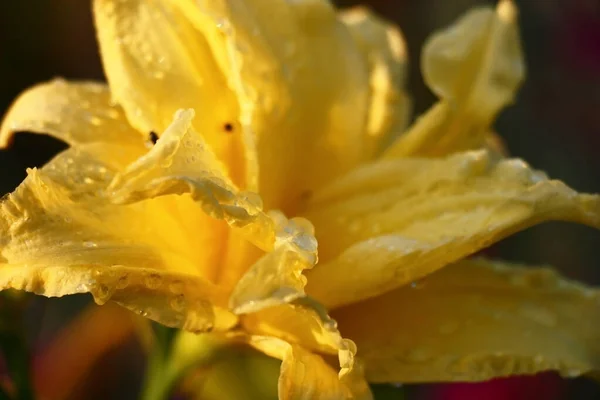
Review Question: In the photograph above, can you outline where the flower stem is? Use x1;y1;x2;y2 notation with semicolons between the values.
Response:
140;325;178;400
140;327;227;400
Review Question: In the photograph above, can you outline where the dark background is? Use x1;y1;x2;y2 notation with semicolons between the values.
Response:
0;0;599;399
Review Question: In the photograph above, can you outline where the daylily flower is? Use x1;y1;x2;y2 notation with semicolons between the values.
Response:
1;0;599;398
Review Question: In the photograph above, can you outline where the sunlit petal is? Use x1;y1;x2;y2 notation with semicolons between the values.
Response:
242;299;341;356
305;150;600;308
93;0;246;184
384;0;523;157
108;109;274;251
176;0;373;210
109;109;318;311
333;258;600;382
340;6;411;156
0;79;145;166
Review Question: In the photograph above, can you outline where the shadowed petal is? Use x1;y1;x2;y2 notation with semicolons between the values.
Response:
304;150;600;308
333;258;600;383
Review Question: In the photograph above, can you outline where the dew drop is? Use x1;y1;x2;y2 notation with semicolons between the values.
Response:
170;294;186;312
83;241;97;248
89;116;103;126
410;279;426;289
92;284;113;305
116;274;129;289
145;273;161;290
137;309;149;317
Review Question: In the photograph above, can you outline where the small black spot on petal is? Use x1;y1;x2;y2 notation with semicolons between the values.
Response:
149;131;159;144
223;123;234;133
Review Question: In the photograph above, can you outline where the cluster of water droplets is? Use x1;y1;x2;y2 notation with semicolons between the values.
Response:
84;265;235;333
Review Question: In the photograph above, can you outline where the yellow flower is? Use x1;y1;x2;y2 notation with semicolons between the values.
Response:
1;0;599;398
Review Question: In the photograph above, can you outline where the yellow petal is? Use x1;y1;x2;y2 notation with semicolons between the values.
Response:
248;336;371;400
384;0;524;157
229;211;317;313
304;150;600;308
339;6;411;157
333;258;600;382
93;0;246;184
109;109;318;311
242;298;372;399
174;0;373;211
0;79;145;166
108;109;274;251
242;299;341;356
0;149;236;332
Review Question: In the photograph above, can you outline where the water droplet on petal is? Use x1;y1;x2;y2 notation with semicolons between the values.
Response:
92;284;114;305
145;273;161;290
170;294;186;312
116;274;129;289
89;116;103;126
